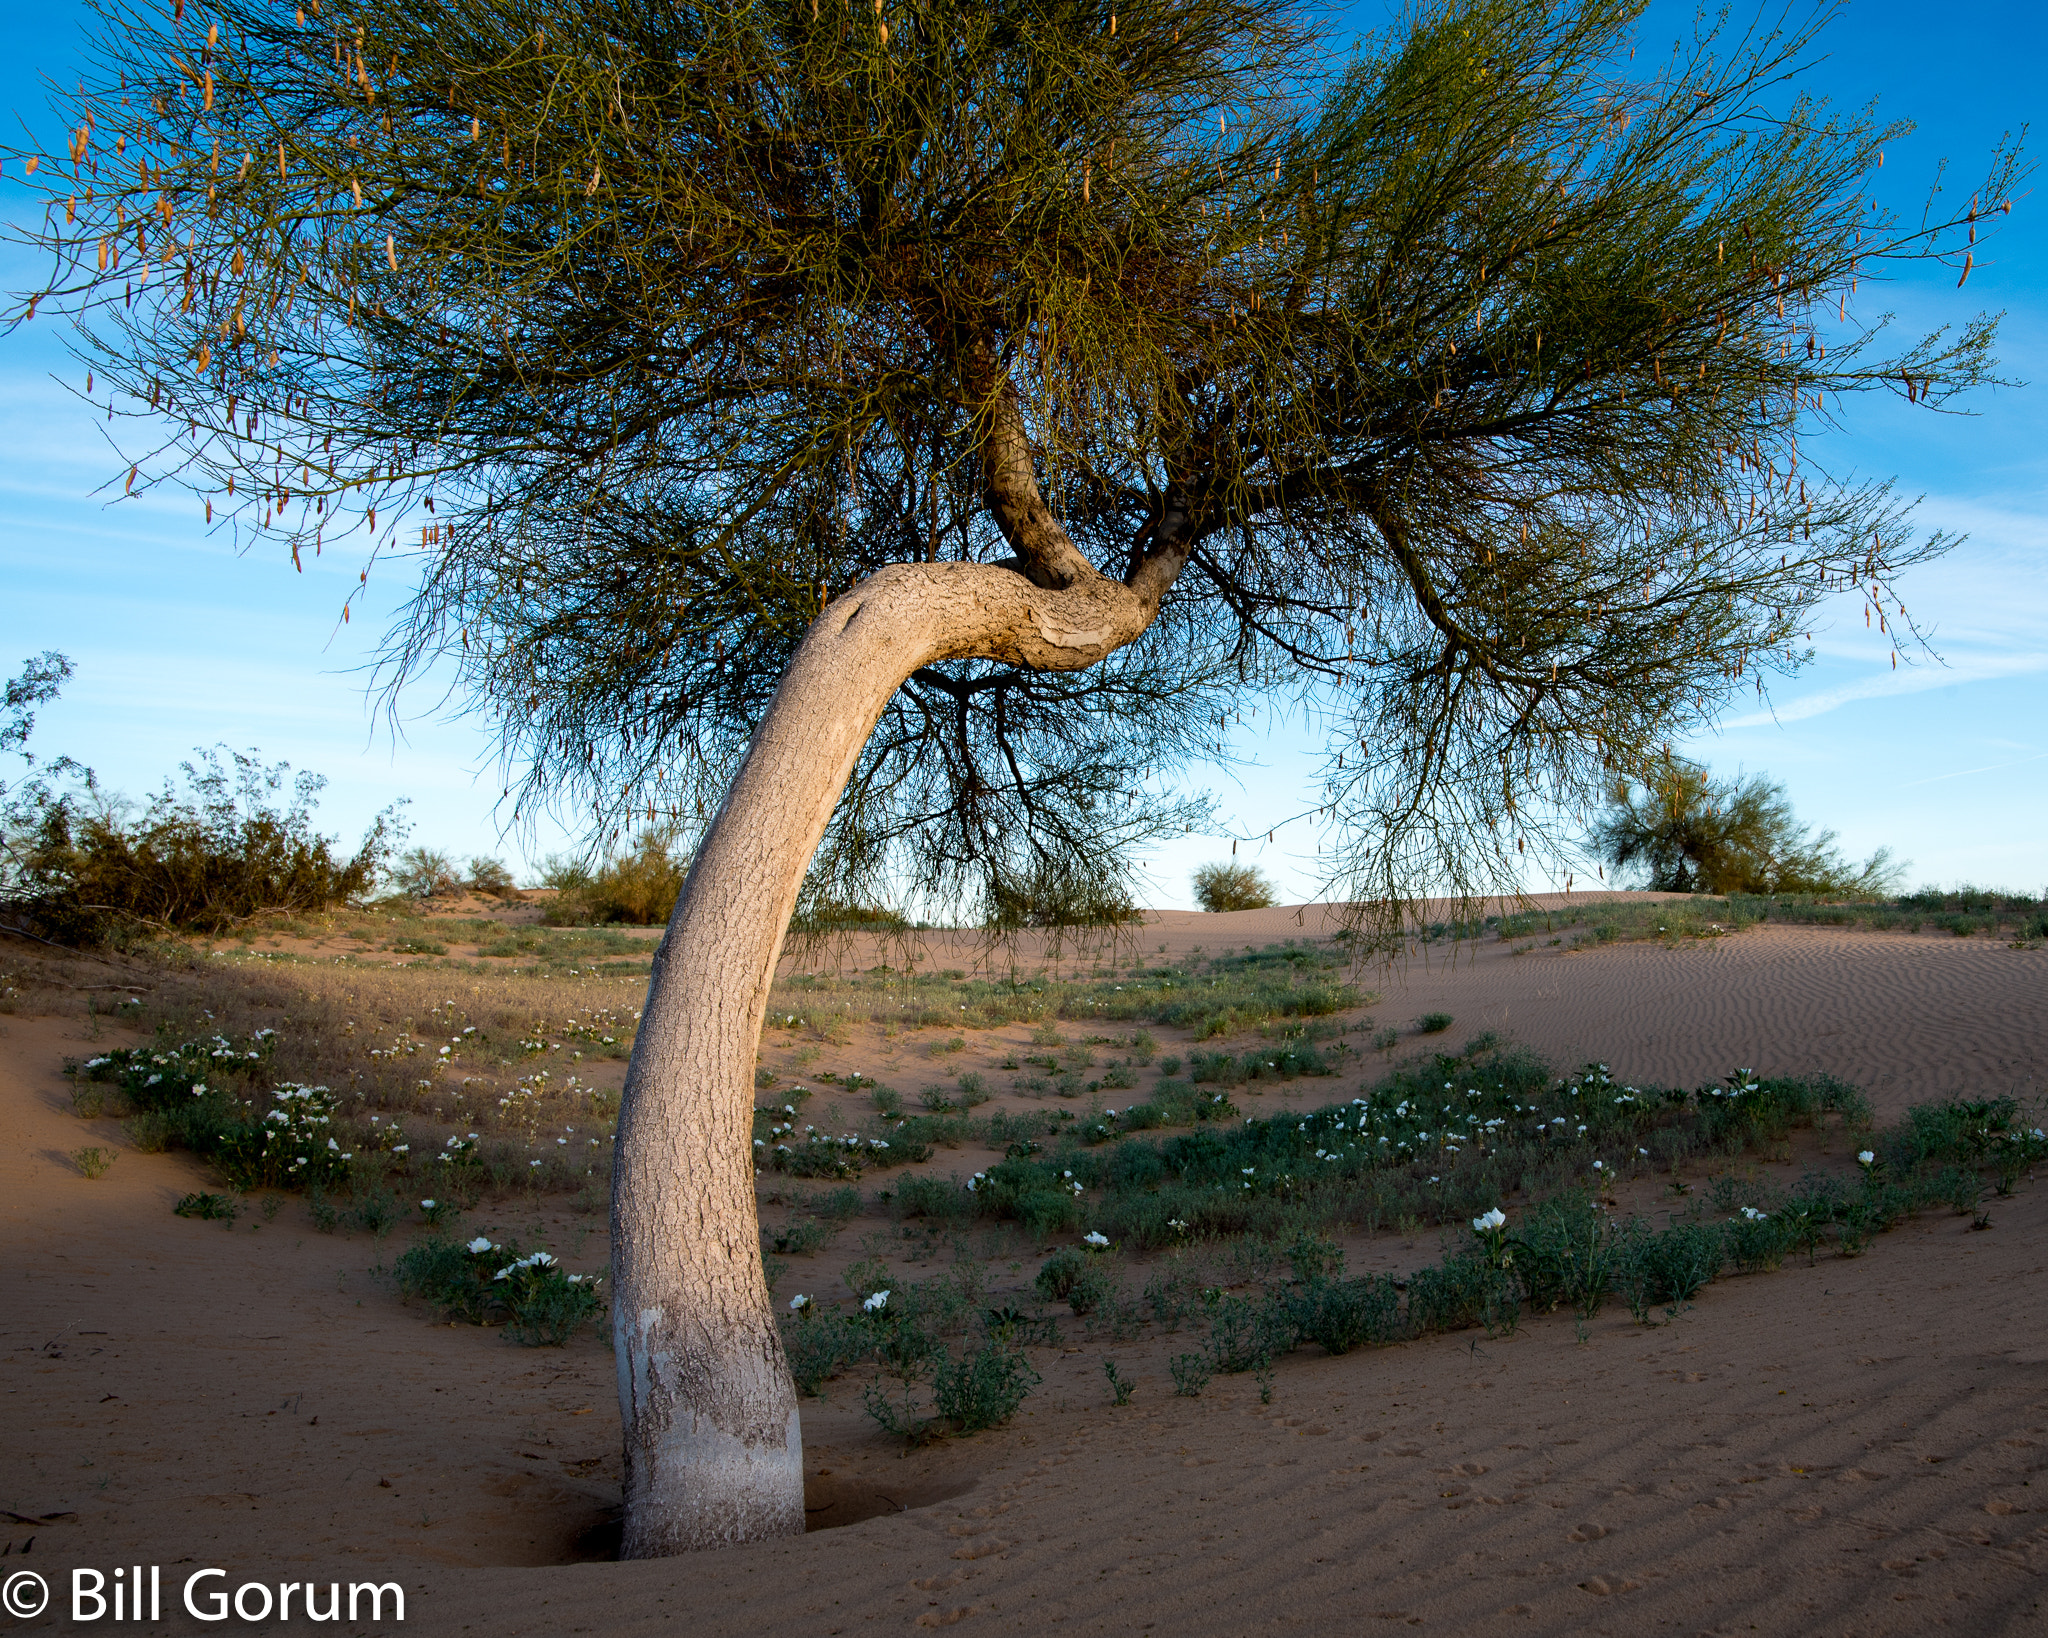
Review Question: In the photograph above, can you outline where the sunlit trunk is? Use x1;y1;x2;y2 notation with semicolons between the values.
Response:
611;556;1172;1555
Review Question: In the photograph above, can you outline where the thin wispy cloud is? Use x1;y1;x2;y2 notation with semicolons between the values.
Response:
1721;650;2048;729
1897;749;2048;789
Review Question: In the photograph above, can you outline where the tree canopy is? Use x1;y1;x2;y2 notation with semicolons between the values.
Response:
6;0;2018;916
1592;757;1905;896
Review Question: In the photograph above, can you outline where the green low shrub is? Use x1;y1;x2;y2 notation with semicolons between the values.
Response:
1284;1274;1403;1355
393;1237;604;1343
933;1343;1041;1431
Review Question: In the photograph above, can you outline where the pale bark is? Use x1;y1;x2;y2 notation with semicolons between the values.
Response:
612;507;1191;1552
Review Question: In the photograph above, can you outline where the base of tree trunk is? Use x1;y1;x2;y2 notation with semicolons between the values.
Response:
617;1339;805;1557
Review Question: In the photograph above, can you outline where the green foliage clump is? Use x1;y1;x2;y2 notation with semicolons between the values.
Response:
68;1030;365;1189
466;856;522;899
1034;1248;1087;1303
392;1238;604;1344
1284;1274;1403;1355
13;746;397;942
391;846;463;899
1193;862;1277;913
934;1343;1043;1431
1594;760;1904;896
541;831;690;925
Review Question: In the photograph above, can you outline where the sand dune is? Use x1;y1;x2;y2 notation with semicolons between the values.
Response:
3;920;2044;1636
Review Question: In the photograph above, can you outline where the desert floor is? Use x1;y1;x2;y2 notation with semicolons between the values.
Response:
3;906;2045;1636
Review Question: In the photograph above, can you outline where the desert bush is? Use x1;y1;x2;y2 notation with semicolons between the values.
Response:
932;1342;1041;1431
983;861;1141;930
1285;1274;1403;1355
11;747;398;940
781;1310;874;1397
1193;861;1277;913
391;846;462;899
393;1237;603;1343
466;856;521;898
1203;1291;1295;1373
541;830;690;925
1593;760;1904;896
1406;1256;1496;1335
1034;1248;1086;1302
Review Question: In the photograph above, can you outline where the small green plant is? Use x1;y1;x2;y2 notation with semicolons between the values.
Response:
347;1190;403;1239
1169;1351;1212;1397
982;1305;1061;1348
1142;1263;1207;1330
781;1304;874;1396
1034;1247;1085;1302
842;1257;891;1299
1285;1274;1403;1354
871;1085;904;1117
1102;1357;1135;1405
955;1072;990;1107
1204;1292;1291;1374
71;1145;116;1179
173;1191;239;1221
1372;1027;1400;1051
1066;1265;1112;1317
1284;1229;1345;1284
771;1216;832;1256
933;1342;1040;1432
1417;1012;1454;1034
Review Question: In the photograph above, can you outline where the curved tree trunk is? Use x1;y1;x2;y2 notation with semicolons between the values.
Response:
611;547;1184;1555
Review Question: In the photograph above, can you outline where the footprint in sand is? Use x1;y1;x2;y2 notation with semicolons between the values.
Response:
912;1571;974;1592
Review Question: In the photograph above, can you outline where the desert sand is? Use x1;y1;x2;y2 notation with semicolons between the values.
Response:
3;907;2045;1636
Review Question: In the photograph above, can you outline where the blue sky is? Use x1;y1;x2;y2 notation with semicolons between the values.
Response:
3;1;2042;904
